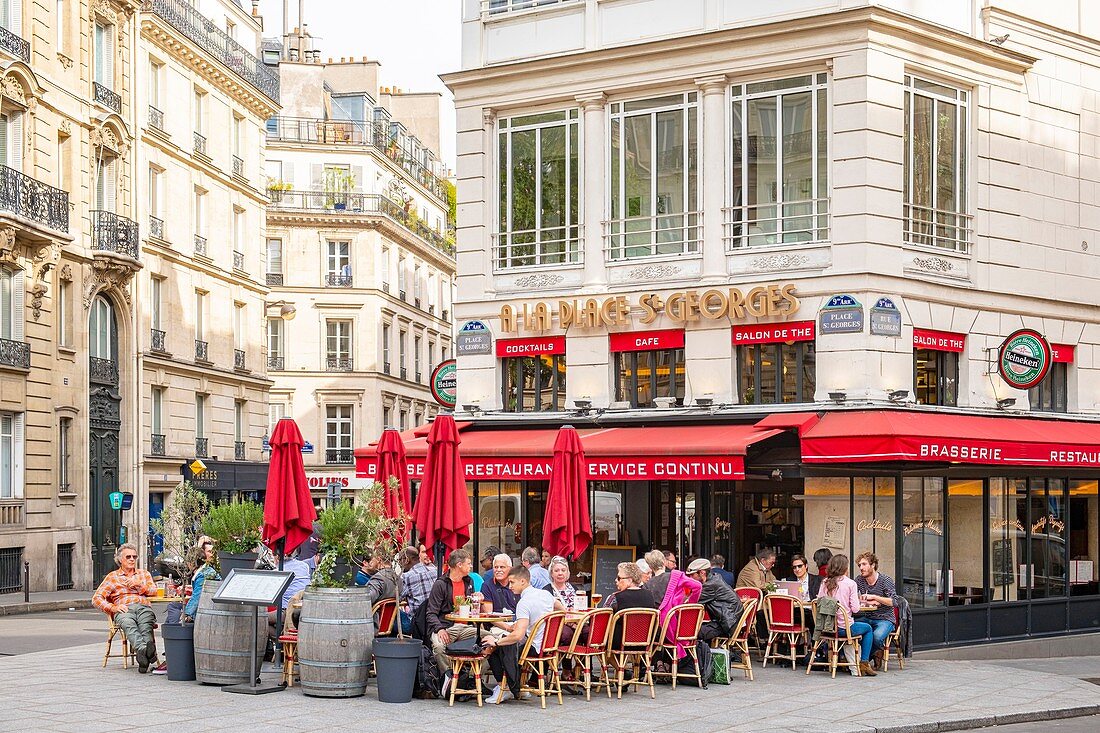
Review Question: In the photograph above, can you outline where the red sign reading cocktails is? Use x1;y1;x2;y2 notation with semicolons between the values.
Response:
496;336;566;357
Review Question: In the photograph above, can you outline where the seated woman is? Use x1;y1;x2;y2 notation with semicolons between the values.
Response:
166;537;220;625
547;556;577;609
608;561;658;650
816;554;875;677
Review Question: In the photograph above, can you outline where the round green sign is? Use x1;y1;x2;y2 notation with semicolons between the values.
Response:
998;328;1051;390
430;359;457;408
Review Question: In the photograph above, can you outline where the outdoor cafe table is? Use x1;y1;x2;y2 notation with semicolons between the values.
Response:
445;612;514;628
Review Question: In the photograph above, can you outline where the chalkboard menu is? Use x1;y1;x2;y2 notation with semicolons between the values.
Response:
591;545;637;600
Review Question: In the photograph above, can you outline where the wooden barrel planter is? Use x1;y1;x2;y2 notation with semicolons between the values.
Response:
193;581;267;685
297;587;376;698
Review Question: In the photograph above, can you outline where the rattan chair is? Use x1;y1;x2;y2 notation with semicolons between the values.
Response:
559;607;614;700
651;603;706;689
606;607;659;699
723;597;758;681
805;601;861;678
762;594;809;669
518;610;567;708
102;617;137;669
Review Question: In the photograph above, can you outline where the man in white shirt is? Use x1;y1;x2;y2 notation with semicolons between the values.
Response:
482;565;562;703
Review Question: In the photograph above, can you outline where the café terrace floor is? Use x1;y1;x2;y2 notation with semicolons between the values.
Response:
4;641;1100;733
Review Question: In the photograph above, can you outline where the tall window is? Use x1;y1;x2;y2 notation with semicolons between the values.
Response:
151;387;164;436
267;318;283;360
150;277;162;331
0;413;21;499
503;356;567;412
325;405;353;465
326;320;352;368
89;296;114;359
399;329;407;374
496;109;580;269
914;349;958;406
730;75;828;248
381;246;390;286
233;115;243;157
56;0;67;53
234;400;245;443
195;395;205;439
148;60;162;109
904;75;969;251
0;268;15;341
232;208;244;255
738;343;816;404
94;22;113;88
0;111;23;171
193;89;205;136
268;402;285;432
414;335;422;379
58;278;71;347
902;477;945;609
614;349;685;408
267;238;283;277
193;188;205;240
413;263;421;303
382;323;391;371
398;254;406;297
194;290;205;341
326;241;351;284
608;93;699;259
58;416;72;493
233;303;245;350
1029;362;1067;413
94;157;116;211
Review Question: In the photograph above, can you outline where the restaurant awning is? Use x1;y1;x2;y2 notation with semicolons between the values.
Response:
355;423;783;481
800;410;1100;468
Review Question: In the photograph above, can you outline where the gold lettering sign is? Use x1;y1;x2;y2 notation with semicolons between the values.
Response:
498;283;800;333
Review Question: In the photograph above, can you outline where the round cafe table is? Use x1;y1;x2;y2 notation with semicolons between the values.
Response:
444;612;514;628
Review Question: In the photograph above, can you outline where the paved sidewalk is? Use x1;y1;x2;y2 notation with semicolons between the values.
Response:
0;590;92;616
4;643;1100;733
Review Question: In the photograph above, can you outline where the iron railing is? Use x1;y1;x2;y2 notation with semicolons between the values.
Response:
326;448;354;465
401;367;408;380
194;339;209;362
89;357;119;386
325;273;353;288
233;251;245;270
91;210;140;259
148;105;165;131
0;24;30;63
194;234;207;256
0;164;69;233
492;226;583;270
0;547;23;593
382;282;389;293
442;309;450;321
265;117;446;200
195;437;209;458
723;198;830;250
383;361;391;374
266;273;283;286
56;544;75;591
428;305;435;315
93;82;121;114
268;355;284;371
326;356;353;371
399;290;407;301
232;156;244;178
603;212;702;261
150;328;167;352
234;441;246;460
149;215;164;240
142;0;280;103
193;131;207;156
903;203;973;253
0;338;30;369
415;372;422;383
234;349;246;370
151;434;166;456
482;0;580;15
269;191;454;257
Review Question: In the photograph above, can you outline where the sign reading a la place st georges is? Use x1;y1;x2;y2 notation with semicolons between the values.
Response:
998;328;1052;390
430;359;457;409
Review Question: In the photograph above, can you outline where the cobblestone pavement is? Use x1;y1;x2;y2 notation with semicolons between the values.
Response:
3;642;1100;733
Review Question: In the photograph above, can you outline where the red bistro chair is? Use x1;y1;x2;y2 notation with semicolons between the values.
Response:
881;603;905;671
560;608;614;700
762;594;809;669
734;586;765;656
652;603;706;689
805;602;861;678
606;608;659;699
372;598;398;637
518;610;567;708
724;597;758;681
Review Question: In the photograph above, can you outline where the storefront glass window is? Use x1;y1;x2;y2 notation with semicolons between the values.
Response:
988;478;1027;602
902;477;945;608
852;477;896;577
1028;478;1067;599
914;349;958;406
502;355;566;412
474;482;525;561
615;348;685;407
737;342;816;404
1069;479;1099;597
1029;362;1067;413
947;479;986;604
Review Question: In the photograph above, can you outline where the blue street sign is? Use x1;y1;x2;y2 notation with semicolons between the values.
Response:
301;441;315;454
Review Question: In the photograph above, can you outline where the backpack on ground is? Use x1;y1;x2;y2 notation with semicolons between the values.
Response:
414;644;444;699
695;639;712;689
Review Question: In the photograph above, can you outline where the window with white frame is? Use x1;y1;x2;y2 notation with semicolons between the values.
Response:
267;317;283;360
58;278;71;347
56;0;67;54
94;156;117;212
485;0;579;15
608;93;699;260
497;109;580;269
325;405;353;465
89;295;114;360
399;329;407;375
234;400;244;443
729;74;829;248
267;238;283;276
413;262;421;302
94;21;114;89
0;412;23;499
382;323;391;372
381;246;390;287
194;290;205;341
233;207;244;255
325;319;352;367
414;335;422;379
326;241;351;284
151;387;164;436
58;416;71;493
193;89;205;135
233;303;245;350
195;394;206;439
0;268;21;342
194;188;205;240
268;402;285;432
148;60;163;110
150;277;162;332
904;75;969;251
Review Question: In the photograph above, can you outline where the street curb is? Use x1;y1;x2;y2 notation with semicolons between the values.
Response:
0;599;93;616
875;704;1100;732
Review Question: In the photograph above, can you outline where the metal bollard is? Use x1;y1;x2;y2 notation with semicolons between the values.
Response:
23;560;29;603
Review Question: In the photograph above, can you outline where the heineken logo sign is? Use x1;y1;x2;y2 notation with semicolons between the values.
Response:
430;359;457;408
997;329;1052;390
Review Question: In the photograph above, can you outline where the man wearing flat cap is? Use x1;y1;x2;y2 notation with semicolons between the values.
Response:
687;558;744;642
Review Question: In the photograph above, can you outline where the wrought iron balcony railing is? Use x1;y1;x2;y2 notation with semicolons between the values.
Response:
234;349;246;370
266;273;283;286
381;282;389;293
91;210;140;260
326;356;353;371
400;367;408;380
415;371;423;383
0;164;69;233
194;339;209;362
326;448;354;465
0;338;30;369
325;273;353;288
149;215;164;240
268;355;284;371
142;0;280;103
193;234;207;256
232;156;244;178
0;24;29;62
150;328;167;353
399;290;407;301
428;304;435;315
383;361;391;374
442;309;450;321
233;251;245;270
193;132;207;157
195;437;209;458
148;105;165;131
93;82;121;114
151;434;166;456
234;441;246;461
89;357;119;386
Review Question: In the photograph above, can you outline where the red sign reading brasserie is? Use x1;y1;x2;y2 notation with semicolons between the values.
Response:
608;329;685;353
912;328;966;352
495;336;566;357
731;320;816;345
1051;344;1075;363
361;456;744;481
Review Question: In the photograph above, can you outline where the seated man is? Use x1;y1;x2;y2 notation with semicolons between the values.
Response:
481;553;519;615
355;548;400;607
854;551;896;669
93;543;160;673
687;558;743;642
402;544;438;615
424;549;477;681
735;548;777;590
481;565;561;703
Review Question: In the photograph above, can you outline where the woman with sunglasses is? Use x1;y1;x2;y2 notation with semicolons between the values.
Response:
785;553;822;602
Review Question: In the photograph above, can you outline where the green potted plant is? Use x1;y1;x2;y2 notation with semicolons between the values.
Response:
323;168;355;211
201;498;264;573
266;178;291;203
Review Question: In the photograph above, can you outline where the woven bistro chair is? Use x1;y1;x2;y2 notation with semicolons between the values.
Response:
762;594;809;669
723;597;758;681
880;603;905;671
518;610;567;708
651;603;706;689
805;601;861;678
279;630;299;687
373;598;398;637
559;607;614;700
734;586;765;656
102;616;137;669
605;607;659;699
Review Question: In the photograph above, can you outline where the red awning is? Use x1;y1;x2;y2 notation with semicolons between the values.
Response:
355;423;782;481
801;410;1100;468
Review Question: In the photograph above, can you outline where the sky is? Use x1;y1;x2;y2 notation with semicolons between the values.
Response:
257;0;462;168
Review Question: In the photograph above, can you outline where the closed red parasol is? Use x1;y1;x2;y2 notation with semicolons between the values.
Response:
412;414;473;559
542;425;592;559
262;417;317;556
374;427;412;542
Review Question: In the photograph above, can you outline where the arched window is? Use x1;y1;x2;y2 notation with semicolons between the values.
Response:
89;295;116;360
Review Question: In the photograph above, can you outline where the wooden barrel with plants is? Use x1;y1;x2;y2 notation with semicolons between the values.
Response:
193;581;267;685
297;587;376;697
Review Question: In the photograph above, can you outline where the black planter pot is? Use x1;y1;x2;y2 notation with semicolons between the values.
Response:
218;552;257;573
373;638;421;703
161;623;196;681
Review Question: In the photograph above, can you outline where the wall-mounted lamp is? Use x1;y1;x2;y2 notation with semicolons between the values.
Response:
828;390;847;403
997;397;1016;410
888;389;909;403
265;300;297;320
770;468;784;482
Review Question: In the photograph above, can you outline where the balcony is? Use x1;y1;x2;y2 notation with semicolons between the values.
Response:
234;441;246;461
383;361;391;374
399;290;407;301
143;0;280;103
89;357;119;386
234;349;246;370
0;164;69;233
149;215;164;240
0;338;30;369
428;304;435;315
0;24;30;63
414;297;421;309
91;210;140;260
326;356;353;372
193;132;207;157
194;234;207;256
150;328;167;353
266;273;283;287
148;105;165;131
268;191;455;258
195;437;209;458
325;448;354;466
268;355;284;371
382;282;389;293
194;339;209;362
151;434;166;456
415;371;422;383
442;309;450;321
232;156;244;178
325;273;353;288
400;367;408;380
93;82;121;114
233;251;245;270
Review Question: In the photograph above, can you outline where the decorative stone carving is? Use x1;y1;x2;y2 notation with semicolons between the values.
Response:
58;119;72;136
0;75;27;106
912;255;955;273
32;241;62;285
30;284;47;321
513;273;565;289
749;253;810;271
626;263;682;280
60;264;73;282
57;53;74;70
0;228;18;268
91;125;122;154
83;256;139;310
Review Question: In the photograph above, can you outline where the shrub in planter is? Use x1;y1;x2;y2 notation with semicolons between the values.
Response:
202;498;264;571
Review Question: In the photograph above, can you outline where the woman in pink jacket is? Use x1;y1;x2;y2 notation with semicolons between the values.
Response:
817;554;876;676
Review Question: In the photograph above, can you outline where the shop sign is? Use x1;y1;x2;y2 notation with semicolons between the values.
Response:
430;359;457;408
495;336;566;358
731;320;815;345
998;328;1052;390
869;297;902;337
609;329;685;353
819;294;864;334
456;320;493;356
304;473;352;490
1051;343;1075;363
912;328;966;352
363;456;745;481
499;283;801;334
